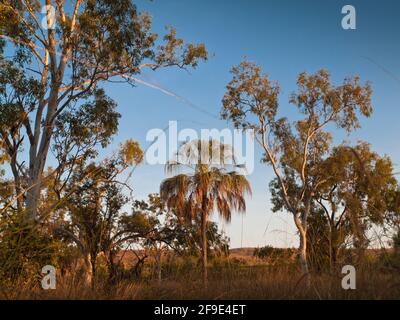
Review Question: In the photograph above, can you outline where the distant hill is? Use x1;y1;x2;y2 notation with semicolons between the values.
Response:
115;247;392;266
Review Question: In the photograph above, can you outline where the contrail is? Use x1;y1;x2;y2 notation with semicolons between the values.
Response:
361;56;400;86
121;74;219;120
122;75;177;98
1;35;219;120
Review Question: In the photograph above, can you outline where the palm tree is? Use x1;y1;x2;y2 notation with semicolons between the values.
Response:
160;140;251;284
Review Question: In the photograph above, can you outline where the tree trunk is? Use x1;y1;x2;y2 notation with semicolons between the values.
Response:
84;254;93;286
155;249;162;284
10;160;23;213
332;245;338;270
25;181;41;224
294;214;311;287
133;255;147;279
329;225;340;273
90;254;97;289
299;229;310;285
329;225;334;273
25;137;52;224
106;250;118;286
25;87;59;224
201;211;208;286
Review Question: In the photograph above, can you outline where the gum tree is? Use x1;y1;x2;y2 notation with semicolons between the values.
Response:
0;0;207;223
221;61;372;283
271;142;399;271
314;143;398;267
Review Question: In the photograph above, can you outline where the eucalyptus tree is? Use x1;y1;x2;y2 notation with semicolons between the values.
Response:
160;140;251;284
0;0;207;223
271;142;399;271
221;61;372;283
315;143;398;267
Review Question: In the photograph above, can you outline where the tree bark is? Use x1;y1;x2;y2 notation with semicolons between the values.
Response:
84;254;93;286
106;250;118;286
294;214;311;288
329;225;340;273
332;244;338;271
90;253;97;289
329;225;334;273
25;181;41;224
10;158;23;212
25;120;54;224
25;66;61;224
201;211;208;287
299;228;310;285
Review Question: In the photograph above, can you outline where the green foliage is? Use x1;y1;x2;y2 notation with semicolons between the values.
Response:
221;61;377;277
160;140;250;282
131;194;230;257
0;220;64;286
54;89;121;151
270;142;399;270
161;140;251;224
0;0;208;222
0;58;42;130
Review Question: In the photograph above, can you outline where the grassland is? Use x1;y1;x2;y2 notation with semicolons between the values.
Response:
1;248;399;300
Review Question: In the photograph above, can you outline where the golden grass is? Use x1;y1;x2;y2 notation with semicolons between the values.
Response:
1;265;399;300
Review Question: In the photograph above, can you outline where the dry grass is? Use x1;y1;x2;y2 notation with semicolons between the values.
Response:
1;248;399;300
1;264;399;300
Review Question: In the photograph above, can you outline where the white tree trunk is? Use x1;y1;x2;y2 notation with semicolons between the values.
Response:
84;254;93;286
294;214;311;288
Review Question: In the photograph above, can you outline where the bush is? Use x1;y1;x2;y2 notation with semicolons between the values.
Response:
253;246;296;266
0;222;63;287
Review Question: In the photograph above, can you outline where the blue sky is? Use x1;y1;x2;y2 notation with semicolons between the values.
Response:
98;0;400;248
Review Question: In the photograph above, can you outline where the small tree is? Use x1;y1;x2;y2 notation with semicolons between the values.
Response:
54;140;144;287
130;193;230;283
